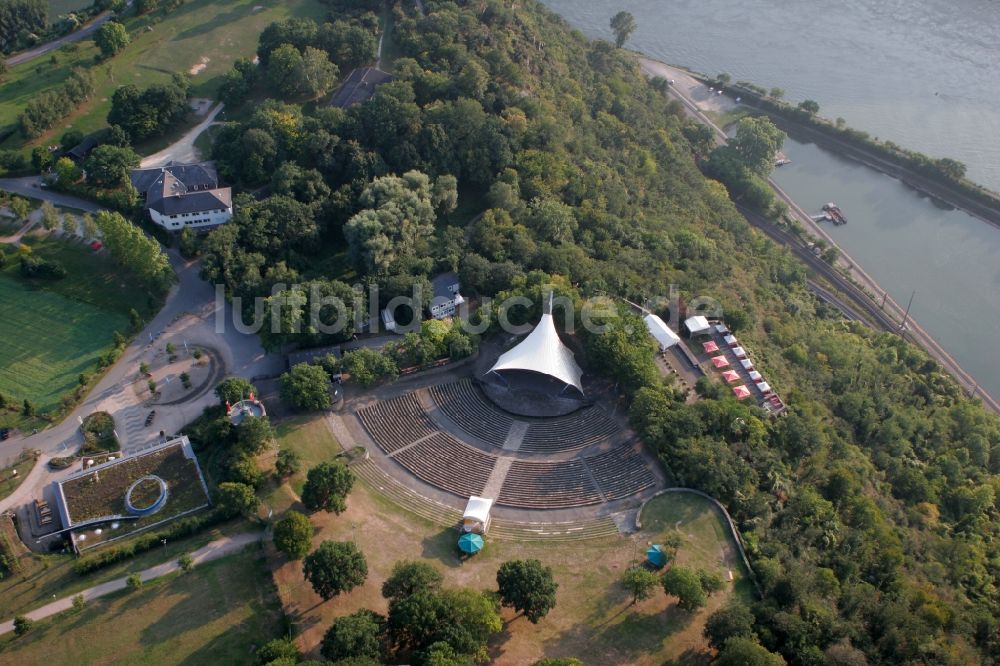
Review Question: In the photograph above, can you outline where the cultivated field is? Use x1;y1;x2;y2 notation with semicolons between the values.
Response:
0;275;126;415
0;0;328;151
0;548;284;664
0;234;154;417
267;415;752;665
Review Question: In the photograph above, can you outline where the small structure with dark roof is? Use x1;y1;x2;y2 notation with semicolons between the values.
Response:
328;67;393;108
428;271;464;319
130;161;233;231
65;135;99;163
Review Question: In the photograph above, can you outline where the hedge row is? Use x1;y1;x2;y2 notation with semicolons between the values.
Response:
73;508;224;575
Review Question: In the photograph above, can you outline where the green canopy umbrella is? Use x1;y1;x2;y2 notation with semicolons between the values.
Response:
458;532;484;554
646;545;668;568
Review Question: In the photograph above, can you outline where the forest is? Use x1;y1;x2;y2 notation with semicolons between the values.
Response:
190;0;1000;663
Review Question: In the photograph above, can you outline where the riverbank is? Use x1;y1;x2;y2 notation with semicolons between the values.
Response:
638;56;1000;415
660;64;1000;230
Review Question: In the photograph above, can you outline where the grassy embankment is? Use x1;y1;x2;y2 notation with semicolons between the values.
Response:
0;0;328;155
0;547;285;663
266;415;753;664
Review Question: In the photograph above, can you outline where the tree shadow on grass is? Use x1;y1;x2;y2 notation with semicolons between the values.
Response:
172;4;256;42
420;527;464;569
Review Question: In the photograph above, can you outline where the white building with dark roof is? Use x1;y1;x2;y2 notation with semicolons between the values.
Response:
428;271;464;319
130;161;233;231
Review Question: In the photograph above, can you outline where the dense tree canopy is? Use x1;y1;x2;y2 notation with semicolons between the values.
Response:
95;21;130;58
303;540;368;600
496;559;558;623
301;461;354;514
194;3;1000;662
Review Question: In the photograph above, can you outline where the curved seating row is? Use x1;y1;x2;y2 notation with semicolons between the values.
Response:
356;394;436;453
521;407;620;453
428;379;513;447
393;433;495;499
584;445;657;501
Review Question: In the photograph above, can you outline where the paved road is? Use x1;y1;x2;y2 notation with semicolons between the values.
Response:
139;103;225;168
638;57;1000;415
4;12;112;68
0;531;262;635
0;185;282;498
0;178;100;212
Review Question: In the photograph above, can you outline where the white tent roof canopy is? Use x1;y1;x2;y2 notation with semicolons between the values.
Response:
489;303;584;393
463;496;493;523
685;315;711;335
643;314;680;349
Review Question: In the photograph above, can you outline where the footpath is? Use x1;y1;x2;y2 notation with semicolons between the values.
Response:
0;531;262;636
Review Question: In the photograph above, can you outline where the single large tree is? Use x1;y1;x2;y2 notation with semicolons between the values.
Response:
382;560;444;600
726;116;785;176
215;482;259;518
280;363;332;411
236;415;273;456
321;609;385;662
661;566;707;612
273;510;313;559
496;559;558;623
303;540;368;600
95;20;129;58
609;11;636;48
215;377;258;406
704;603;757;650
301;461;354;514
621;566;661;605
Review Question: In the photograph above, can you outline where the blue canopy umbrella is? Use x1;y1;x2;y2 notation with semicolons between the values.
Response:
458;532;484;554
646;545;668;568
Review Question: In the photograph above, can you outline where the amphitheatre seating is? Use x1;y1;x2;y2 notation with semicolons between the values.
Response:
584;445;657;501
498;459;603;509
356;394;436;453
393;434;495;498
521;407;620;453
428;379;513;447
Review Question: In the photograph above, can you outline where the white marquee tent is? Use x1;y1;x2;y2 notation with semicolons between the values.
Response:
488;296;584;394
462;496;493;534
684;315;712;336
643;314;680;350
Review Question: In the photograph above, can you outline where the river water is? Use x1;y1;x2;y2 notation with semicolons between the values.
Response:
542;0;1000;400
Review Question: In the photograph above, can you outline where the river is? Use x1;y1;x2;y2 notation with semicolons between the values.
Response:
541;0;1000;400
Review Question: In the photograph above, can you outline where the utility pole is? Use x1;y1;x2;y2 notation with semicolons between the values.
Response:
879;291;888;310
899;290;915;335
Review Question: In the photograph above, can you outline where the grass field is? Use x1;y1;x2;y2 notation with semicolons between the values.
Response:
0;234;159;416
0;517;250;618
0;0;327;151
48;0;92;18
0;453;37;501
0;547;285;664
267;415;751;665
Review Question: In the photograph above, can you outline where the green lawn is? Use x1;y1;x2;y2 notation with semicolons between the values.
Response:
272;414;341;498
48;0;92;18
269;414;751;663
0;548;285;665
0;274;126;413
0;232;162;415
0;518;251;619
0;454;37;501
0;0;328;151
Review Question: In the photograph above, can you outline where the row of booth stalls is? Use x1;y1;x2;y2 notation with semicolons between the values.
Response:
685;317;786;414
